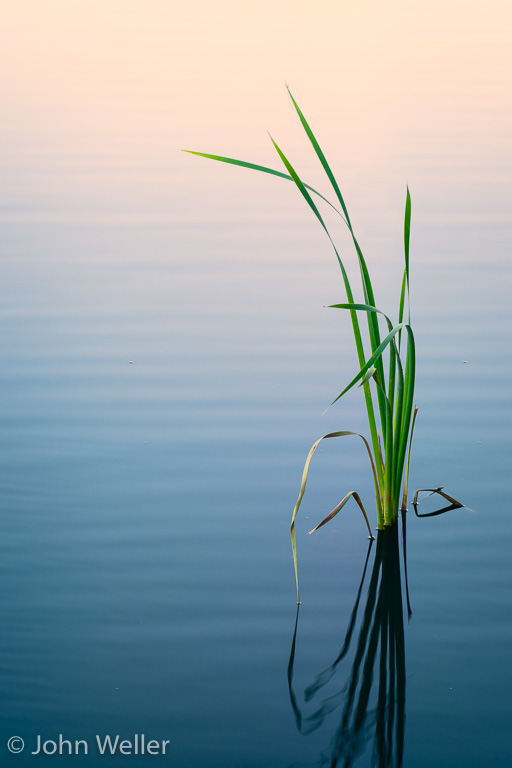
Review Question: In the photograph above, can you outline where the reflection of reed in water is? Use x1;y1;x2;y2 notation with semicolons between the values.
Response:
288;525;406;768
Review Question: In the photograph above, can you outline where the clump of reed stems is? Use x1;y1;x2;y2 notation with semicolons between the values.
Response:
185;88;417;602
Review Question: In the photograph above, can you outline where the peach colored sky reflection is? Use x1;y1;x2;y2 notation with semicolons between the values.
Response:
1;0;510;237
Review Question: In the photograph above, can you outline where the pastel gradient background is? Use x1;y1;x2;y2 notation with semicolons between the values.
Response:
1;3;511;767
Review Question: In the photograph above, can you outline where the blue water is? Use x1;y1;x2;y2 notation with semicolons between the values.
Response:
1;127;512;767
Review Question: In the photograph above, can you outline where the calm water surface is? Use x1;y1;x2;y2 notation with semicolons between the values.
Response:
1;21;512;767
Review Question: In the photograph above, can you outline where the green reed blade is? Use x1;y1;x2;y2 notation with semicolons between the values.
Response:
268;134;334;241
286;86;353;230
285;89;387;425
398;267;407;326
329;301;391;359
182;150;344;219
287;87;381;320
370;370;395;524
267;136;361;330
398;189;412;349
392;347;405;489
397;266;407;351
329;302;408;469
404;187;411;323
335;238;387;440
387;321;398;420
328;303;393;333
352;236;384;345
268;134;385;482
394;330;416;499
330;321;412;406
401;406;418;511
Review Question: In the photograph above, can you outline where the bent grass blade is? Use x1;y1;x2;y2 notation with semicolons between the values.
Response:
290;432;378;604
182;150;344;219
412;488;464;508
308;491;373;536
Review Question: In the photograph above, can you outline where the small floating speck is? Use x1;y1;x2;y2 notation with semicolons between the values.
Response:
463;360;468;364
129;361;134;364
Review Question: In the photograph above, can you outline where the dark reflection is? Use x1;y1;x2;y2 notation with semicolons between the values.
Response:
288;525;406;767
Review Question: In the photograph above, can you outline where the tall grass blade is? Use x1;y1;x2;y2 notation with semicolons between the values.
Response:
398;189;411;347
286;86;353;230
400;406;419;511
404;187;411;324
398;267;407;351
285;89;388;428
286;89;378;311
393;330;416;499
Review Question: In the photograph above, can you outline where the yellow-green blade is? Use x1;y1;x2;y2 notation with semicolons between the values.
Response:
308;491;374;538
290;431;381;603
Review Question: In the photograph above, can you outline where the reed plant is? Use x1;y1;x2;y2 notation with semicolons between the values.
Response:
185;89;417;601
